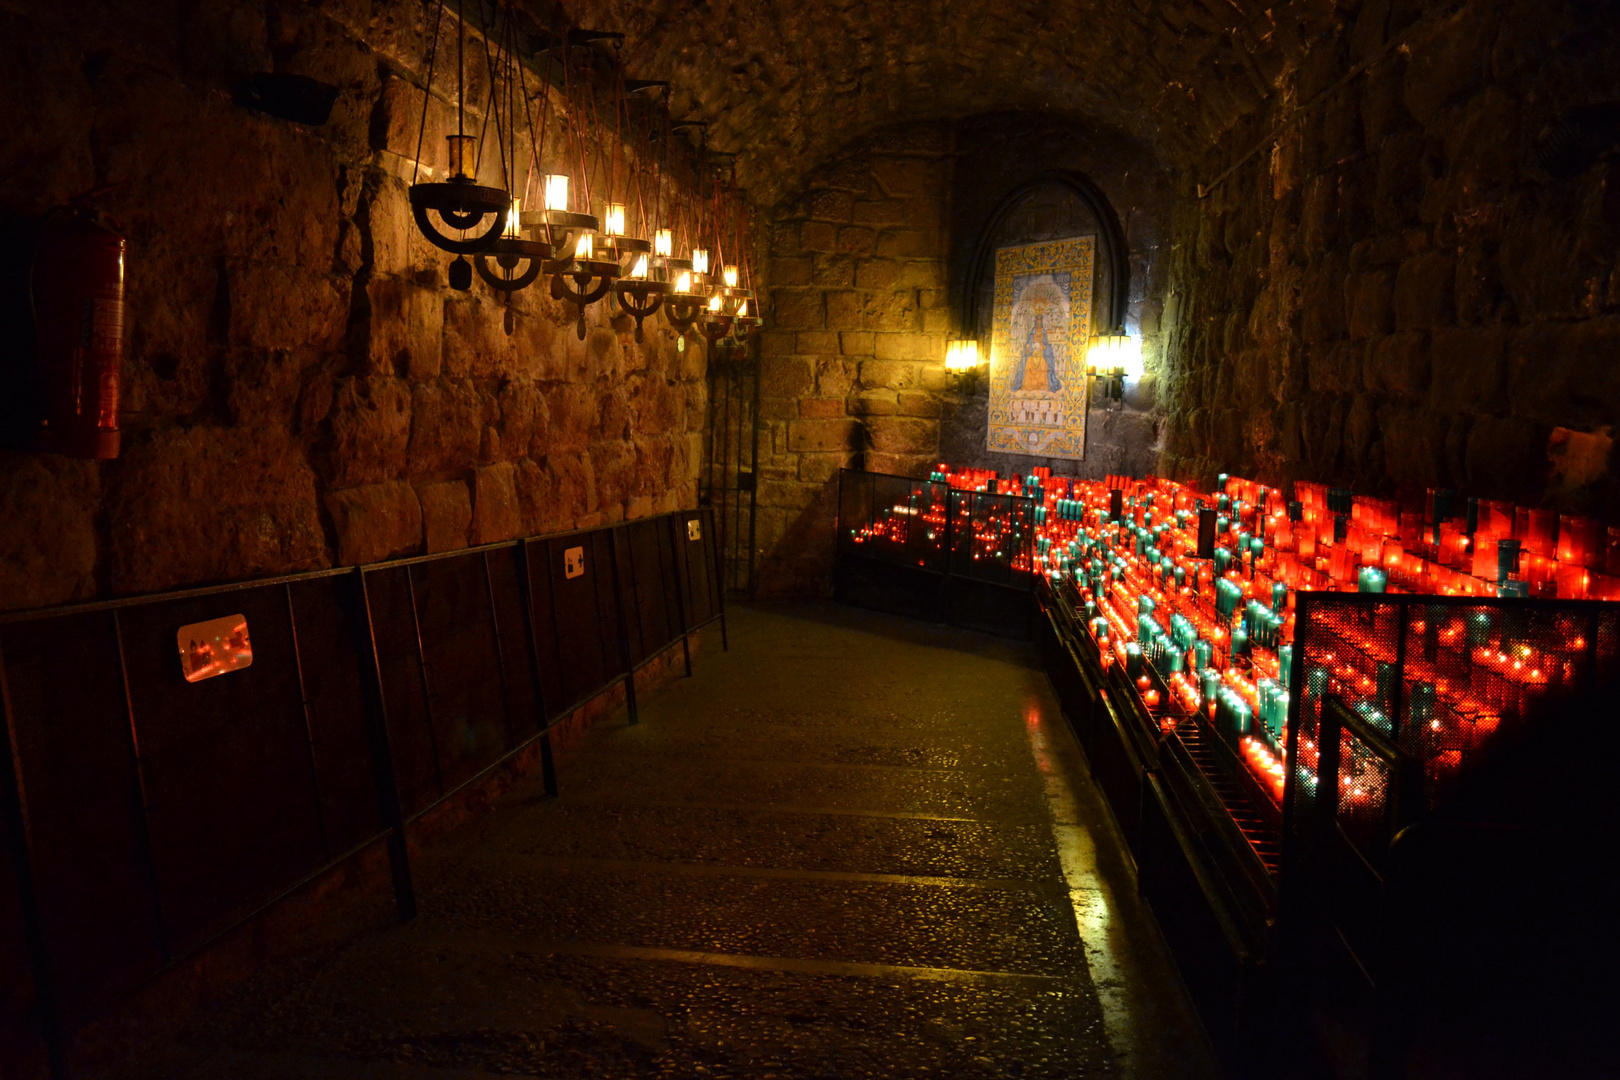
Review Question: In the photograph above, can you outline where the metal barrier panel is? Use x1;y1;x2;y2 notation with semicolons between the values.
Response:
485;546;543;742
360;565;440;817
118;586;327;958
537;529;626;717
0;612;162;1024
0;508;713;1075
673;509;717;629
618;518;682;666
285;577;382;856
407;551;518;796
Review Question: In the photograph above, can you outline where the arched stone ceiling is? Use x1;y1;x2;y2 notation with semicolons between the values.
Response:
587;0;1351;201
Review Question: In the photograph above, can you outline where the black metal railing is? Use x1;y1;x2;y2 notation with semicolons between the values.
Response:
0;507;725;1077
833;469;1037;636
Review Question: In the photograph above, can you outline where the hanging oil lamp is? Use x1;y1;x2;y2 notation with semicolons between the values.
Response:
474;10;550;301
543;41;618;338
613;94;679;342
408;0;510;286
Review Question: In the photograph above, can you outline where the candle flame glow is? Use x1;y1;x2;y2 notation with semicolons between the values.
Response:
543;174;569;212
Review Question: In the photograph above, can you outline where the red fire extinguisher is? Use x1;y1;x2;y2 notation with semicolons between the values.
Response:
32;210;125;459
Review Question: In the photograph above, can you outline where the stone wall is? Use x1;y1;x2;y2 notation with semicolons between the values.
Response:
0;0;707;612
756;123;954;596
1160;0;1620;518
758;117;1178;596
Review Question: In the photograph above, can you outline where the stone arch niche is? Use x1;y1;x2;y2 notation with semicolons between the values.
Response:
941;116;1170;480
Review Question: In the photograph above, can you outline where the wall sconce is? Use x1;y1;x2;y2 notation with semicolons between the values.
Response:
945;337;982;392
1086;328;1142;405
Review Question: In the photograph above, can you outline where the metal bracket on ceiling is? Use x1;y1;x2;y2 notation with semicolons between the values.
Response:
532;29;624;53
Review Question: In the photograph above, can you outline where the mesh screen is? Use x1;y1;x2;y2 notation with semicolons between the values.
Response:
1290;594;1620;870
1336;726;1393;859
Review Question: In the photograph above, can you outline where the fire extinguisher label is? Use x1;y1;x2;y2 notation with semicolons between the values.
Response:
92;297;124;357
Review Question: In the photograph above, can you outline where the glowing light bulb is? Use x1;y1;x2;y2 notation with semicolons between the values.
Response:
543;174;569;211
737;299;749;317
675;270;693;294
630;253;649;279
945;340;980;370
604;203;626;236
503;197;521;237
707;293;722;312
574;232;593;260
654;229;673;257
722;264;739;288
692;248;710;275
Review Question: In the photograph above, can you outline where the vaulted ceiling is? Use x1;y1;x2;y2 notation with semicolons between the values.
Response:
588;0;1353;200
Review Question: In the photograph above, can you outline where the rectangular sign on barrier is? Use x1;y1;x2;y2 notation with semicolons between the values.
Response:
176;614;253;683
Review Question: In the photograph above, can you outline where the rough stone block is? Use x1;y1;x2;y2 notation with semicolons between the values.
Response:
471;462;521;544
1347;269;1394;340
825;291;864;331
444;296;525;379
1507;319;1620;430
840;331;876;355
796;331;840;355
808;189;855;222
837;227;877;258
762;358;815;399
871;156;938;198
1429;325;1507;414
227;261;348;351
800;398;847;418
1394;252;1455;330
770;256;812;287
811;254;856;288
874;333;941;362
788;418;860;453
896;391;943;418
325;375;412;488
855;259;902;290
849;390;899;417
366;277;443;378
799;452;858;484
408;379;485;475
863;453;934;478
852;200;912;226
816;358;860;397
0;452;99;610
1465;414;1539;500
326;481;422;566
875;229;937;259
1365;332;1430;398
108;427;327;594
864;293;923;332
772;290;825;330
800;221;837;252
761;331;796;357
417;479;471;554
1403;6;1492;124
1306;342;1363;395
859;360;921;390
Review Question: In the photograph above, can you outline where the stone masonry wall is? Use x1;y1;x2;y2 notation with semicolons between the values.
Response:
0;0;707;612
756;123;955;596
1161;0;1620;518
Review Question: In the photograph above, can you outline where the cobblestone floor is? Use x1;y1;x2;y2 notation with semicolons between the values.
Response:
109;602;1219;1079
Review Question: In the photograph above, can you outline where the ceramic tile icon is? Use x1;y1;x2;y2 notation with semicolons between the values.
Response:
988;236;1095;460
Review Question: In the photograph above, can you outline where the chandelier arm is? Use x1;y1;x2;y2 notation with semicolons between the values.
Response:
412;0;446;187
475;251;544;292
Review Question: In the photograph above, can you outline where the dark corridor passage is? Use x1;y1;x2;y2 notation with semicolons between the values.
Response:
108;605;1216;1080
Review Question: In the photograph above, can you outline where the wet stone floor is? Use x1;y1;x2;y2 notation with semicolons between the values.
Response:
114;603;1218;1079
